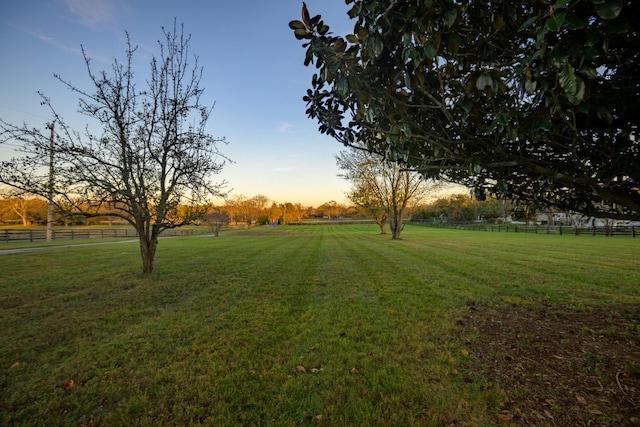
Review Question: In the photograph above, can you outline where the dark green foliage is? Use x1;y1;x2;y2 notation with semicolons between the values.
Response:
291;0;640;220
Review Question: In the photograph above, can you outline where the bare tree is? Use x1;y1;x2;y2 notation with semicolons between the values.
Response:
203;209;229;237
0;193;47;226
0;22;229;273
337;147;438;239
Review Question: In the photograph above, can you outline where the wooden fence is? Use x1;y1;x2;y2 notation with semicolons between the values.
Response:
1;227;208;243
409;220;637;237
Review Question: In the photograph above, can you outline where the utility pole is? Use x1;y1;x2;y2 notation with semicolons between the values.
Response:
46;122;54;242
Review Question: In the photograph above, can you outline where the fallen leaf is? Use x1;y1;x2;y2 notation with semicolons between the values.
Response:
296;365;307;373
498;413;513;422
350;367;360;375
575;395;586;404
63;380;75;390
461;349;470;357
314;414;323;421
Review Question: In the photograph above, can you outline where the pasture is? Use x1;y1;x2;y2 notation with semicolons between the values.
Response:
1;224;638;425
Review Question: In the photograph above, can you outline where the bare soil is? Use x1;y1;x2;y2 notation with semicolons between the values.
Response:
459;300;640;426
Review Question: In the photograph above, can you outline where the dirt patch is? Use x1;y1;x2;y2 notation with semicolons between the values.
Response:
460;300;640;426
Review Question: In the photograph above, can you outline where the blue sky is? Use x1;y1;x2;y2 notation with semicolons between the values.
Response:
0;0;356;206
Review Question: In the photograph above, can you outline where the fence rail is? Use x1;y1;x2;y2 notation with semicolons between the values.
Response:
409;220;637;237
1;227;208;243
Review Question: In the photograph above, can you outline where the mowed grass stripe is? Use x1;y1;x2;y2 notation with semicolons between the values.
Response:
1;225;638;425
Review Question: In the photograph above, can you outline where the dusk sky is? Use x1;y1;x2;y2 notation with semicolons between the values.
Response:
0;0;357;206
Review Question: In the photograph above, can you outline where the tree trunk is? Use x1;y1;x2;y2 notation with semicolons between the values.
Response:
377;219;387;234
390;207;405;239
139;234;158;274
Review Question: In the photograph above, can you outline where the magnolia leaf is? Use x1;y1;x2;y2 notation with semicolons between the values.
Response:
445;8;457;28
564;16;584;30
302;2;310;26
369;36;383;57
425;44;437;59
294;28;310;40
518;15;538;32
595;0;623;19
346;34;359;44
524;79;537;94
334;38;346;53
566;77;585;104
476;73;493;91
558;64;577;96
553;0;572;8
310;14;321;27
546;12;566;32
578;66;597;80
289;20;306;30
334;75;349;98
348;2;362;19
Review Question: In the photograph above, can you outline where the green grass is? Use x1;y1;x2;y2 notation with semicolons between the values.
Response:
1;224;638;426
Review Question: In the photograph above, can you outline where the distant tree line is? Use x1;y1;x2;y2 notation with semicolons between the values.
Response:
0;191;359;227
413;194;536;224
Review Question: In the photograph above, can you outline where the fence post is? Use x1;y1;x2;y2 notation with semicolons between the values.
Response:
633;226;636;238
559;226;563;235
30;230;33;242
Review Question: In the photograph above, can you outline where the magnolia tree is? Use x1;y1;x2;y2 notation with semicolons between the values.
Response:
291;0;640;220
0;23;229;273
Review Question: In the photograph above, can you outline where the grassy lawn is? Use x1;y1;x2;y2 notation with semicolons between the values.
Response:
1;224;638;426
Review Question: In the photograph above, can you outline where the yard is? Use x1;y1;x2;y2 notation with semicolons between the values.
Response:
1;224;638;426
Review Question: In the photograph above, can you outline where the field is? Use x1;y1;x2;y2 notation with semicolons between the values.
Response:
1;224;638;426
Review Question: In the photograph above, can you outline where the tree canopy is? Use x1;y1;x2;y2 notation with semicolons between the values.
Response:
291;0;640;220
0;23;229;273
337;147;435;238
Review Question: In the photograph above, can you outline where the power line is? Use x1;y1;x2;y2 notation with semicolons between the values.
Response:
0;103;50;121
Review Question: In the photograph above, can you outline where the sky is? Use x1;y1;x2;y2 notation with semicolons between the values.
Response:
0;0;359;207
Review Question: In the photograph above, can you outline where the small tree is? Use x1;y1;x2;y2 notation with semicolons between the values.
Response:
204;210;229;237
0;193;47;226
0;22;229;273
337;146;437;239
